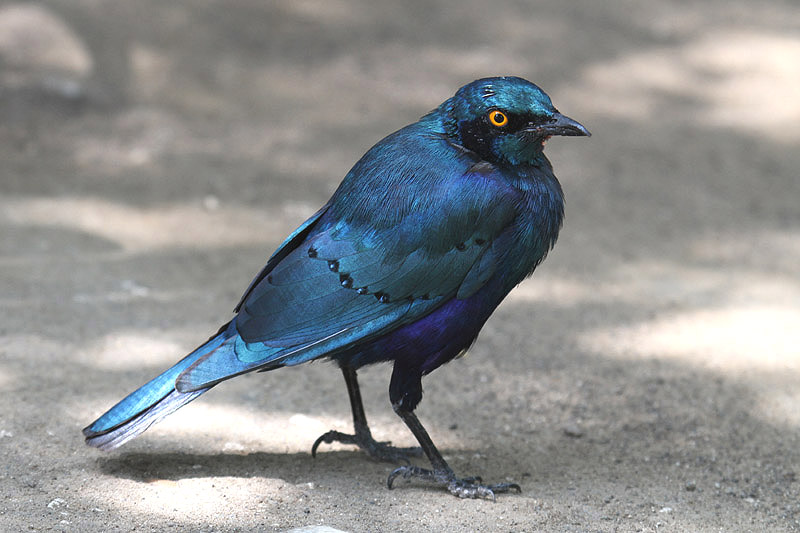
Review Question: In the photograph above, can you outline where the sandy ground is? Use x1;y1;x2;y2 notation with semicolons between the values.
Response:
2;1;799;531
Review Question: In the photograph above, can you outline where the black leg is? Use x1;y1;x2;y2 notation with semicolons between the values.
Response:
387;404;522;501
311;366;422;463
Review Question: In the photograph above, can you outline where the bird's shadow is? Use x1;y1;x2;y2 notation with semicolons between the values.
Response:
95;448;433;484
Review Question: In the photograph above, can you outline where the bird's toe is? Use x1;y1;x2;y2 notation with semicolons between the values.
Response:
387;465;521;501
312;429;421;464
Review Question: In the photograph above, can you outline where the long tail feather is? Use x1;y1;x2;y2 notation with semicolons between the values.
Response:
84;388;207;450
83;321;235;449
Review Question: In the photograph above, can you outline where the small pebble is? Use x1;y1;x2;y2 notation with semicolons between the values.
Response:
47;498;66;509
285;527;350;533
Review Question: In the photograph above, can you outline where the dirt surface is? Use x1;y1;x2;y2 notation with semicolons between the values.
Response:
2;1;799;531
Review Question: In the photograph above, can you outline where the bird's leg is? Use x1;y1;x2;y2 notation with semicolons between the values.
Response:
387;404;521;500
311;366;422;463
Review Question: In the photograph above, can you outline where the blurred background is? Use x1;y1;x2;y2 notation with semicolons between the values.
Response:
1;1;798;531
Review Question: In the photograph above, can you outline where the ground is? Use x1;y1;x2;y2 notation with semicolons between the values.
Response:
1;1;799;531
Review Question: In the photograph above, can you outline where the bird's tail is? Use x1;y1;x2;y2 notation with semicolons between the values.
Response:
83;321;235;450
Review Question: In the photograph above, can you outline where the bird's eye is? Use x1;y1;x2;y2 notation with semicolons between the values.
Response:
488;110;509;127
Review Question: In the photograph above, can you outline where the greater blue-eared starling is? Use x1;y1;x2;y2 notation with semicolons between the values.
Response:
84;76;590;499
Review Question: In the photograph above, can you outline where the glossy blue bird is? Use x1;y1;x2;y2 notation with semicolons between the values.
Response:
84;76;589;499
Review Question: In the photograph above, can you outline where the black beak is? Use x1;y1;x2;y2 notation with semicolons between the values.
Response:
530;112;591;137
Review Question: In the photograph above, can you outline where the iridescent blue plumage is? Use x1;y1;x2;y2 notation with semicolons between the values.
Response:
84;76;589;499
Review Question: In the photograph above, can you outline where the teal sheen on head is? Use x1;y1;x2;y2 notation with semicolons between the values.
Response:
453;76;556;118
440;76;589;166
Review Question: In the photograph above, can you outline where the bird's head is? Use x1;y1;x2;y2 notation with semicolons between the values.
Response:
440;76;590;166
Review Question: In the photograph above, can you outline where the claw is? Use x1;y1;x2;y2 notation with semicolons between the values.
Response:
387;465;521;501
311;430;353;458
311;429;422;464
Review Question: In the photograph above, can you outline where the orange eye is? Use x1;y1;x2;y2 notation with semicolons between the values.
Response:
488;110;508;127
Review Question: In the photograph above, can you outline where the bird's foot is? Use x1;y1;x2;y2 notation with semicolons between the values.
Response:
311;429;423;464
387;465;521;501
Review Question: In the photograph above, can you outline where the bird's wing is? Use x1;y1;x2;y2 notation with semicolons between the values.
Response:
177;151;518;392
233;204;329;313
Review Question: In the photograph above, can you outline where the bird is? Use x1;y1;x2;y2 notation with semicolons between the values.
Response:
83;76;589;500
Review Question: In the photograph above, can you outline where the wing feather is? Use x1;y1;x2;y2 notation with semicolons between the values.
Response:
178;126;521;390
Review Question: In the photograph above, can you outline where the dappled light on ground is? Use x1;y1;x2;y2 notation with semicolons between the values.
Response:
564;30;800;143
75;331;186;371
1;196;296;252
580;305;800;371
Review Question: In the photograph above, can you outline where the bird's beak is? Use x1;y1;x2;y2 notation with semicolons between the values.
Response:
530;112;591;137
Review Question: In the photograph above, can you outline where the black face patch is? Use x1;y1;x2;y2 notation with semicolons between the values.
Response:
458;116;495;161
458;111;543;162
459;110;551;162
